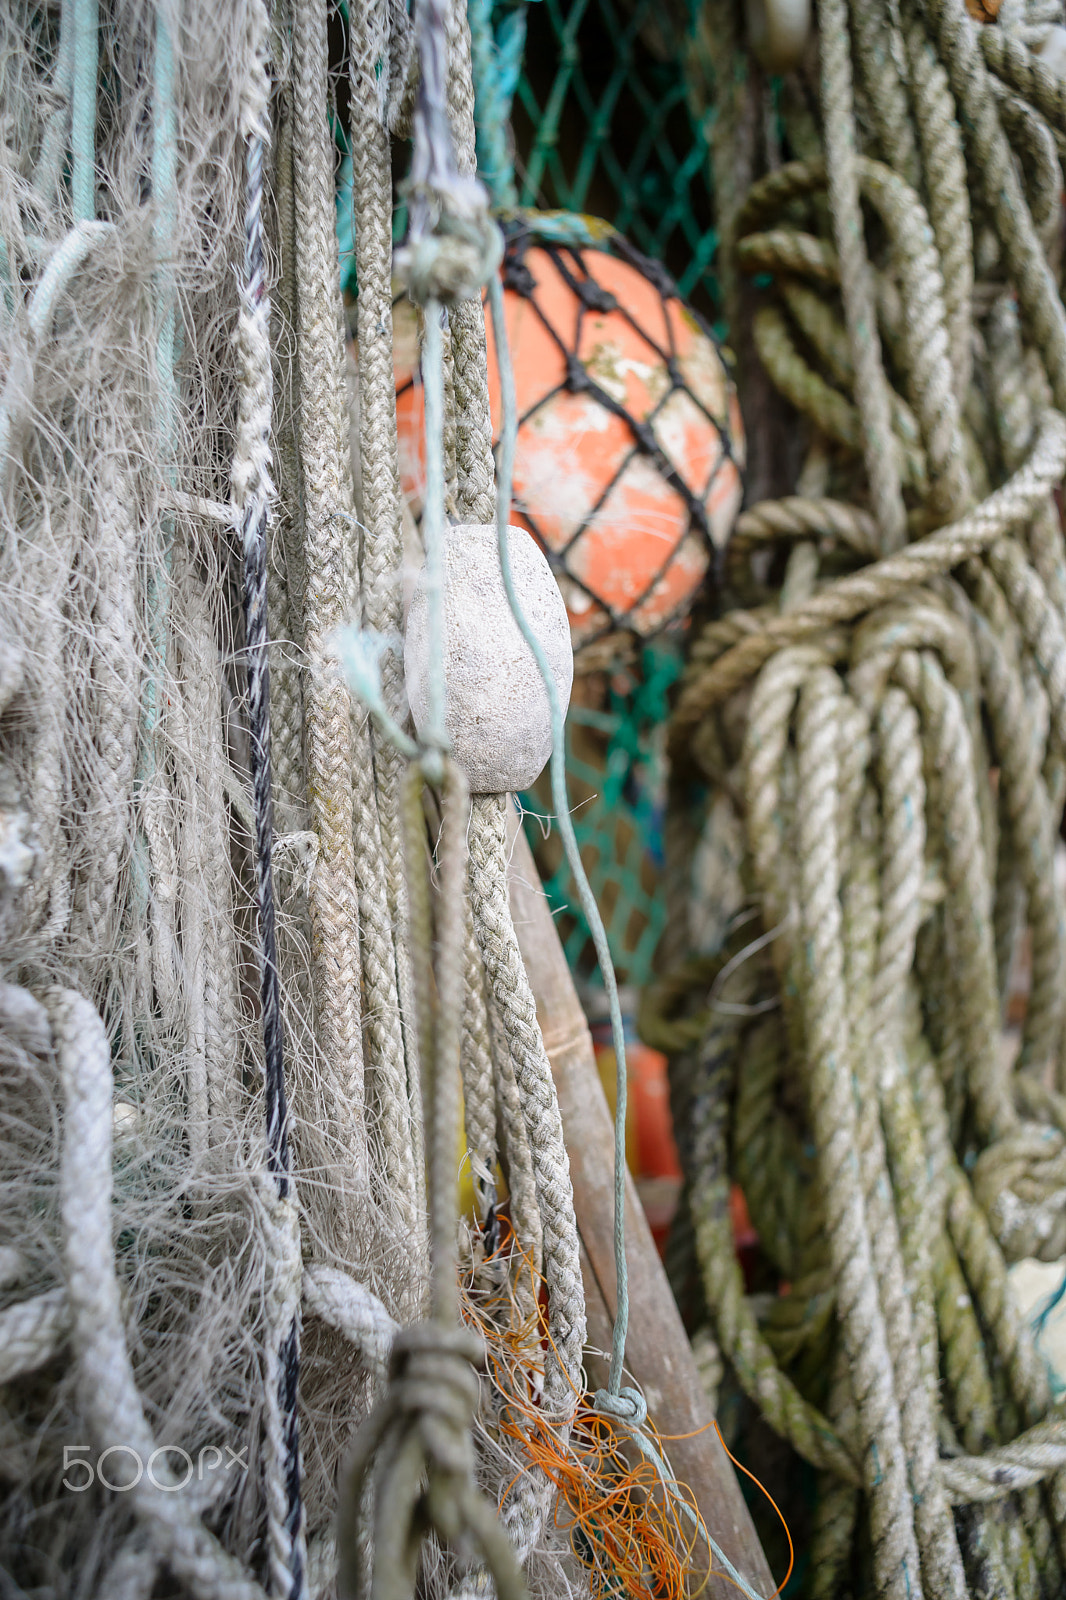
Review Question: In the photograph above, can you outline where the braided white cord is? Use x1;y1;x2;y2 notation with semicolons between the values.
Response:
468;795;585;1416
262;1186;306;1600
172;568;242;1153
350;707;423;1292
444;0;496;525
269;76;309;824
70;447;140;951
292;0;367;1175
349;0;425;1262
236;9;307;1594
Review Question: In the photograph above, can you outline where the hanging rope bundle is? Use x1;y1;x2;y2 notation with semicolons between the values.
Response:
339;758;526;1600
647;1;1066;1595
0;0;584;1594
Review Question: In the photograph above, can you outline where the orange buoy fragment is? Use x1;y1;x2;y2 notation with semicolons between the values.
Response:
396;231;745;651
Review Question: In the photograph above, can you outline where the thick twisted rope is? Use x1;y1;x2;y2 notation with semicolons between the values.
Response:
468;795;586;1412
792;667;921;1600
818;0;908;549
901;0;974;395
920;0;1066;410
50;987;268;1600
671;406;1066;747
660;10;1066;1592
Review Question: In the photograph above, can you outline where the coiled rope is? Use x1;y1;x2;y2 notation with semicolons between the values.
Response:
649;1;1066;1594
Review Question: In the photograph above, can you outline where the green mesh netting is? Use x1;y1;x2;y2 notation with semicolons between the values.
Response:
503;3;721;989
510;0;720;319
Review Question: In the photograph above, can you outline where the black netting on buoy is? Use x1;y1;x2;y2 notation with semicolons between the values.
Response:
496;225;741;641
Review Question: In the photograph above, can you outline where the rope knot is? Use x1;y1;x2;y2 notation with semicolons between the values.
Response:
591;1385;648;1431
396;0;504;309
396;210;504;307
389;1322;485;1471
339;1317;527;1600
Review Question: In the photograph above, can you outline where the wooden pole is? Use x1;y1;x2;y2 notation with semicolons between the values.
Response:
506;815;776;1599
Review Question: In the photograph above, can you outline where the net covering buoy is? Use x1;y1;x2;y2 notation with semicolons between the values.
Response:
396;230;746;652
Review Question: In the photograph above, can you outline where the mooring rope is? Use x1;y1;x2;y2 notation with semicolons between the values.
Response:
650;3;1066;1594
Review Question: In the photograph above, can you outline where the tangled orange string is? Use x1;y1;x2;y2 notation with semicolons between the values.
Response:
459;1215;793;1600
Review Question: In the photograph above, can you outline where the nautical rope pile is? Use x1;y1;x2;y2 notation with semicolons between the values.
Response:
645;0;1066;1595
0;0;589;1596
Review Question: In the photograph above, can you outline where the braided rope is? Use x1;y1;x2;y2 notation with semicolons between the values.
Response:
234;11;306;1591
445;0;496;526
268;78;308;821
291;0;367;1174
461;914;501;1226
349;0;425;1267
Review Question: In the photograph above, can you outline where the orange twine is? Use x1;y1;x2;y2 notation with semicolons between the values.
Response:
459;1227;793;1600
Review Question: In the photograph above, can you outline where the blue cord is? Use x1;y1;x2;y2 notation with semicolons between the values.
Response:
71;0;97;222
468;0;520;210
487;271;631;1396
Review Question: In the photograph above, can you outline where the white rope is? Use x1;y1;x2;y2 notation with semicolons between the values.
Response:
0;1289;69;1383
302;1264;399;1378
50;984;268;1600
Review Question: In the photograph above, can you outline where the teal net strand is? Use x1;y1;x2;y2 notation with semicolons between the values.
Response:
71;0;97;222
468;0;521;210
522;643;680;991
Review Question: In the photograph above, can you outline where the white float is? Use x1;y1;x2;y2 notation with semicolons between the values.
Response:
404;522;574;795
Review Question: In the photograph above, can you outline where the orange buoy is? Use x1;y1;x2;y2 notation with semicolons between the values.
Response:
395;230;745;653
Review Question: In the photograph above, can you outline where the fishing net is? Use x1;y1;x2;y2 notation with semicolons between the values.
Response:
492;229;742;647
509;0;720;321
0;1;600;1595
475;8;730;999
521;646;679;991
